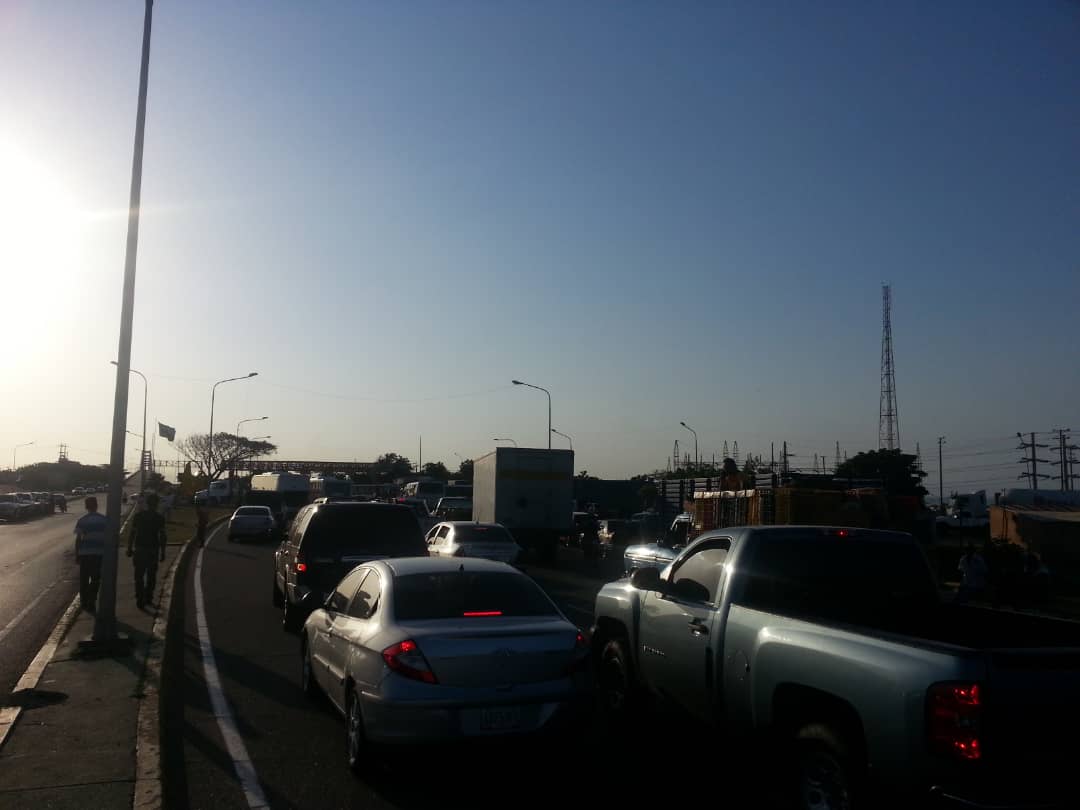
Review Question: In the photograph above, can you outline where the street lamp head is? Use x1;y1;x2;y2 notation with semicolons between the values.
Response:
512;379;522;385
680;421;687;427
248;372;258;377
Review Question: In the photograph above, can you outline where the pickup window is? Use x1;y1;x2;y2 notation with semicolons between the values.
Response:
738;532;938;625
670;545;730;603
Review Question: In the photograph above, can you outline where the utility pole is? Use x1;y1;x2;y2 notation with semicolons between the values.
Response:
92;0;155;649
1049;428;1072;491
781;441;791;476
1068;442;1080;491
1017;432;1050;490
835;442;841;474
937;436;946;507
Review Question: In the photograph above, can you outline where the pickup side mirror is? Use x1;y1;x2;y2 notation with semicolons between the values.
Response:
630;567;663;592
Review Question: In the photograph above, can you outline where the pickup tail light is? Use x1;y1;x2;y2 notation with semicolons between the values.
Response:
927;682;982;761
294;553;307;573
382;639;437;684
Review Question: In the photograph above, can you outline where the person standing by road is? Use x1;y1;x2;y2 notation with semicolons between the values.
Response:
956;542;988;604
126;492;167;609
74;496;107;612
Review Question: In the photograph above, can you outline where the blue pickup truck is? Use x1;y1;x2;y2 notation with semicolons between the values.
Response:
593;525;1080;809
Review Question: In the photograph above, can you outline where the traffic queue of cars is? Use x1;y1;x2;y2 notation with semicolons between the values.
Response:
0;491;68;522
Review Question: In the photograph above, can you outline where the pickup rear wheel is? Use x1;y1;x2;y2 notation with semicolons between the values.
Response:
598;637;638;724
791;723;862;810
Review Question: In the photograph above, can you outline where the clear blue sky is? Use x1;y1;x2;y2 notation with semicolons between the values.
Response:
2;1;1078;494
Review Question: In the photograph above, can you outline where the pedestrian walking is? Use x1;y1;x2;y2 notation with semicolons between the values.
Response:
74;496;107;613
956;542;988;604
126;492;167;610
196;502;209;547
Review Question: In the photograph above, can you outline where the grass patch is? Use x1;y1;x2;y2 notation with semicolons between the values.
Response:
163;505;232;546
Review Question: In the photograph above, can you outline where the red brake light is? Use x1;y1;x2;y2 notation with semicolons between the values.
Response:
927;682;982;761
295;562;308;573
382;639;437;684
575;631;587;649
463;610;502;617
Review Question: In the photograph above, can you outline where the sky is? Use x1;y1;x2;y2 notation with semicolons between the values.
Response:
1;1;1078;496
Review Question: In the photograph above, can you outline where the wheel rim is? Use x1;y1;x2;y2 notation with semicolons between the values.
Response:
799;749;849;810
347;695;361;763
600;650;627;712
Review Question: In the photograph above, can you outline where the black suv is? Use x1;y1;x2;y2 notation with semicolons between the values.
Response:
273;501;427;630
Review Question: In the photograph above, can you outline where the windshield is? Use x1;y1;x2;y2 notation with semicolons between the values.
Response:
234;507;268;516
453;525;515;544
393;571;557;621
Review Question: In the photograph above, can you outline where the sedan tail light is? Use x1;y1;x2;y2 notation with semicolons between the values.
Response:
294;553;307;573
564;631;591;674
927;682;982;760
382;639;437;684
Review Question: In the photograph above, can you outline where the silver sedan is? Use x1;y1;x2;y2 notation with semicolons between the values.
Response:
300;557;591;772
424;521;521;564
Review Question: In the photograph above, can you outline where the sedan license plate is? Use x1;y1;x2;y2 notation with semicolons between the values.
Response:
480;707;520;731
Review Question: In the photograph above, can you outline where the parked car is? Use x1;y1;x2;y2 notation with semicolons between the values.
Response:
228;505;275;543
71;487;85;497
593;525;1080;809
273;501;428;631
424;521;521;564
14;492;36;518
300;556;591;772
0;493;30;522
32;492;52;516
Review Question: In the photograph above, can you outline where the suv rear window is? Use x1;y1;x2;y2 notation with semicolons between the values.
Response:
453;525;515;544
302;506;425;556
393;571;558;621
235;507;268;516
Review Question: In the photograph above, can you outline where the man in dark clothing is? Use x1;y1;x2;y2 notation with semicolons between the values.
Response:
195;503;209;547
126;492;167;609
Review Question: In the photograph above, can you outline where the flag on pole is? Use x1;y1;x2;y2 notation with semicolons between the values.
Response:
158;422;176;442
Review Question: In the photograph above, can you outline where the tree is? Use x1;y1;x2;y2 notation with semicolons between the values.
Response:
372;453;414;483
576;470;598;480
835;448;927;498
422;461;450;481
454;459;474;482
177;433;277;482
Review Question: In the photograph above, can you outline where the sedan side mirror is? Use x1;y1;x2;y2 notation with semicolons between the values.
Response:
630;567;663;592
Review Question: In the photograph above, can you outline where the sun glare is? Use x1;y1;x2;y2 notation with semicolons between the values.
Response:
0;142;83;339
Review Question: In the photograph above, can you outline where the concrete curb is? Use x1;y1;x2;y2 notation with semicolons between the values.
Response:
133;515;229;810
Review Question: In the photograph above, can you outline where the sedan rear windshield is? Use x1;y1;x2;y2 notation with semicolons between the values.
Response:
394;572;558;620
303;507;425;556
235;507;269;516
454;525;515;544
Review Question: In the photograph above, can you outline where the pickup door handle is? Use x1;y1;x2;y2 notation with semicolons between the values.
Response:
688;619;708;636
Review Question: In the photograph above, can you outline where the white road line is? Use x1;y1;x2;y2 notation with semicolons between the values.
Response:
0;583;56;647
193;525;269;810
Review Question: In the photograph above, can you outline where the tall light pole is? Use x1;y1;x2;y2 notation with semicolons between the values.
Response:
93;0;155;647
12;441;34;472
112;361;147;492
236;416;268;436
493;437;518;447
208;373;258;481
551;428;573;451
937;436;946;509
512;379;551;449
680;421;699;468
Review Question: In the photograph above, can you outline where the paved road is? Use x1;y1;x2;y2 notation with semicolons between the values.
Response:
170;528;723;810
0;511;81;699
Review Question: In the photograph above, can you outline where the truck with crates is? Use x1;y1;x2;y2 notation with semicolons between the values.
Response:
471;447;574;562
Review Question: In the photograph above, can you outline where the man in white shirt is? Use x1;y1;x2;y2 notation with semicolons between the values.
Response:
74;496;108;612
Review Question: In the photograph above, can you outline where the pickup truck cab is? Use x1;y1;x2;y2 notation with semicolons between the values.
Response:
593;525;1080;809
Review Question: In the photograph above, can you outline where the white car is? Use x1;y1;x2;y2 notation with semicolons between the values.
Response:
227;505;275;542
424;521;521;564
300;557;590;772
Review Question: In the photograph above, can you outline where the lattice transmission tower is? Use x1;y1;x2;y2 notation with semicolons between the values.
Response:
878;284;900;450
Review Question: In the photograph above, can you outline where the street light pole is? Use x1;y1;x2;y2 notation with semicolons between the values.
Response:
112;361;147;492
937;436;946;509
680;421;699;468
208;373;258;482
511;379;551;449
12;441;34;472
236;416;268;437
551;428;573;452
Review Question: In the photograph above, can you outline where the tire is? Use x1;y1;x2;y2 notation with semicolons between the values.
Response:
790;723;862;810
345;687;367;774
272;575;284;608
597;637;638;727
300;640;319;700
